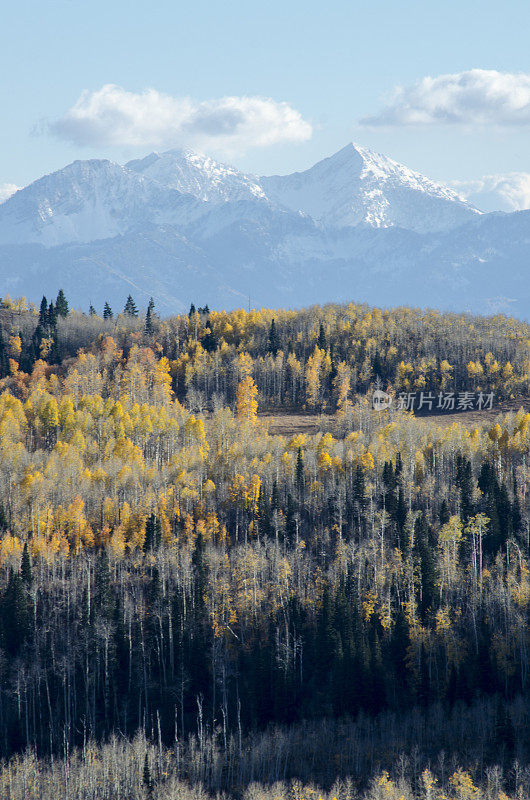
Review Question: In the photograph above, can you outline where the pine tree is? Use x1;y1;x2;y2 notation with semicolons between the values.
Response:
296;447;305;499
0;327;8;377
268;319;279;356
55;289;69;317
21;543;32;586
103;301;113;320
189;303;196;317
32;323;44;358
39;296;48;326
457;456;474;521
47;302;57;330
144;297;155;335
414;514;437;622
317;322;327;350
89;304;97;316
202;321;218;353
123;295;138;317
0;501;8;531
1;570;31;657
354;465;366;506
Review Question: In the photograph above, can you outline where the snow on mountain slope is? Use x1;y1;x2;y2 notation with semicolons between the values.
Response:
260;143;482;233
0;159;201;247
0;143;482;250
126;149;267;204
3;141;527;317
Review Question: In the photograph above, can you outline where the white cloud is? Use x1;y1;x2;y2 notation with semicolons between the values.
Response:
450;173;530;212
0;183;19;203
361;69;530;127
50;84;312;154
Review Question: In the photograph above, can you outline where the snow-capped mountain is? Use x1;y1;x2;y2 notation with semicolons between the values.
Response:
0;143;482;249
261;143;481;233
126;148;267;205
0;159;203;247
0;142;528;318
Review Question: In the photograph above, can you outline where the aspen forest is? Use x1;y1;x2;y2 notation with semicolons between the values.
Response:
0;293;529;799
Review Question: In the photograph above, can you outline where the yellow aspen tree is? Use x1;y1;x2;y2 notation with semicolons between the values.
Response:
305;346;324;408
236;376;258;423
334;360;352;413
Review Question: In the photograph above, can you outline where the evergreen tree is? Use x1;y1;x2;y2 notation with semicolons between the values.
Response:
31;323;44;359
268;319;279;356
145;297;155;335
296;447;305;498
1;570;31;657
192;529;207;611
38;296;48;326
55;289;69;317
457;456;474;521
353;465;366;507
46;302;57;333
189;303;196;317
0;326;9;377
0;501;8;531
89;304;97;316
20;543;32;586
439;499;450;525
202;321;218;353
414;514;438;622
382;460;397;514
103;301;113;320
317;322;327;350
123;295;138;317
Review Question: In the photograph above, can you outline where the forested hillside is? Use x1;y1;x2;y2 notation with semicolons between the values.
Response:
0;293;529;799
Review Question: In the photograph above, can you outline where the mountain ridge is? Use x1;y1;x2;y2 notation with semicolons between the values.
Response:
0;142;528;318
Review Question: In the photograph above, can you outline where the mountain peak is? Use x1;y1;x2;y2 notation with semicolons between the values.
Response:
0;155;197;248
260;142;481;233
126;148;266;204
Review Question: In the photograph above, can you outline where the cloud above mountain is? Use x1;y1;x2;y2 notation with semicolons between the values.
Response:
49;85;312;154
361;69;530;127
450;172;530;212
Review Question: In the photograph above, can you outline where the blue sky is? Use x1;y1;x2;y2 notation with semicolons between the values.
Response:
2;0;530;208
